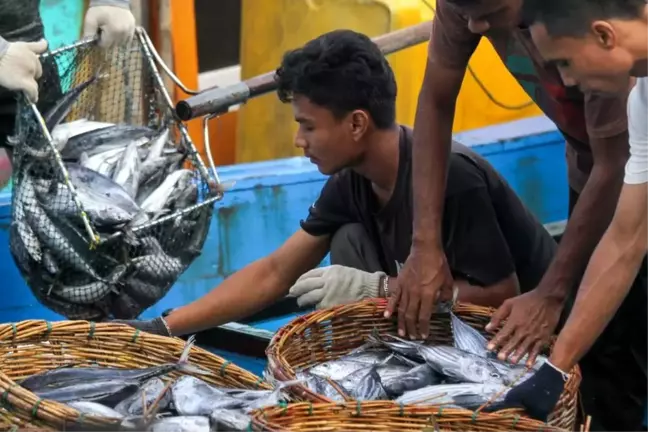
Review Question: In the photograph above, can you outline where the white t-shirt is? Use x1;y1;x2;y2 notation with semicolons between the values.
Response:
624;76;648;184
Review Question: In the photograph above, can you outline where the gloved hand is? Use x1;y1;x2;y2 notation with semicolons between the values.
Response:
84;1;136;49
0;37;47;102
288;265;386;309
112;316;172;337
501;361;568;421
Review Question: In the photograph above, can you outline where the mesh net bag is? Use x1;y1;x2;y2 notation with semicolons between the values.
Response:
8;29;220;321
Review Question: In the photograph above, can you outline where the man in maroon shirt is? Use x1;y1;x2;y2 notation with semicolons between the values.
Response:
386;0;644;429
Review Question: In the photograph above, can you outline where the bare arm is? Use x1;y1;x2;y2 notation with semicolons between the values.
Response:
388;0;481;339
534;93;629;302
550;182;647;371
165;230;330;336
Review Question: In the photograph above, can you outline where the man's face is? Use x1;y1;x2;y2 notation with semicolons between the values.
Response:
291;95;365;176
456;0;523;35
530;22;634;93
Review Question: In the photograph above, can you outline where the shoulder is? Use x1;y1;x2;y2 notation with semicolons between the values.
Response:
446;142;490;196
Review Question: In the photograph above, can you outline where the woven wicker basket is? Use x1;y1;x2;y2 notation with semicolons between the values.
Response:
266;299;580;431
250;401;566;432
0;320;271;430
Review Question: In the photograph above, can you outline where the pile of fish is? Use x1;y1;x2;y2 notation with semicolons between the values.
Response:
9;75;213;320
17;336;287;432
294;313;548;411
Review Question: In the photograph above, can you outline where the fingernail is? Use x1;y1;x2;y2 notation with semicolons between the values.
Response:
487;343;494;350
384;311;390;318
421;334;427;340
409;334;416;340
398;329;405;337
498;353;506;361
485;323;492;331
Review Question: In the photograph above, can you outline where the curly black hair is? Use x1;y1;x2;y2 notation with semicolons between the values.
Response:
275;29;397;129
523;0;646;37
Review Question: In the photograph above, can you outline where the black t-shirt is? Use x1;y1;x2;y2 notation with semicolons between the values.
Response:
300;125;557;292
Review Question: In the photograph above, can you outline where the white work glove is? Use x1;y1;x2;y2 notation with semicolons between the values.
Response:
84;2;136;49
289;265;386;309
0;37;47;103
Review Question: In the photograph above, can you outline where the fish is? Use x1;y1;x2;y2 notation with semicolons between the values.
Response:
140;169;194;213
123;277;171;310
417;344;505;385
20;335;203;392
112;140;141;197
44;75;99;132
20;176;101;278
382;364;443;398
295;370;349;402
451;313;489;357
33;378;141;405
51;119;113;150
338;366;388;401
56;264;127;304
128;254;185;284
67;401;125;419
368;334;424;360
60;124;157;160
114;377;171;416
308;360;371;382
65;163;144;226
209;409;251;431
41;249;60;275
144;128;170;164
171;376;243;416
83;147;128;177
135;154;185;205
396;383;509;410
12;179;42;263
149;416;211;432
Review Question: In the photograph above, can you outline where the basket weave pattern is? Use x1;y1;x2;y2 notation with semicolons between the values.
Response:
0;320;271;430
266;299;580;431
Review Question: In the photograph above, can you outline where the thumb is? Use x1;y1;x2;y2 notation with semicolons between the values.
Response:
22;80;38;103
486;300;512;332
25;39;48;55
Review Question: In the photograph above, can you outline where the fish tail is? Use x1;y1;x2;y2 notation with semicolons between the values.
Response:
176;335;209;375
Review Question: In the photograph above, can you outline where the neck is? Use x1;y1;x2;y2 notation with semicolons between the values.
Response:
352;125;401;192
622;8;648;77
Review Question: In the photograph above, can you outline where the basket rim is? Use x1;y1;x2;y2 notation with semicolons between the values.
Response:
0;319;271;429
264;299;581;429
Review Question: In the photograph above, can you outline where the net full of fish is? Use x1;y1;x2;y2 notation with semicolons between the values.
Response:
9;51;216;322
15;336;285;431
291;313;548;411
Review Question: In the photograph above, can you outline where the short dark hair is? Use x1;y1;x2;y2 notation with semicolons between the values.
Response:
275;29;397;129
523;0;646;37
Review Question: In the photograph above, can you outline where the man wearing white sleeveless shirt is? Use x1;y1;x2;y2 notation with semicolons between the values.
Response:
490;0;648;427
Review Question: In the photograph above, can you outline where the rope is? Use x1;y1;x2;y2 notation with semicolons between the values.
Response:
420;0;535;111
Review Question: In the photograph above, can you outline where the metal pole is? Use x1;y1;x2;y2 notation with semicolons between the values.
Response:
175;21;432;121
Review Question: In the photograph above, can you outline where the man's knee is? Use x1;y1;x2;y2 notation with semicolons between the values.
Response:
330;223;382;273
330;223;371;252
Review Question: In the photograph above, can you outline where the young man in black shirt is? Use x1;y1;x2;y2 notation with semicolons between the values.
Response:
115;29;557;337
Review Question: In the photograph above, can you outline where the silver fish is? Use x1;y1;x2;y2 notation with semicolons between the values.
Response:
418;344;505;385
396;383;509;410
295;371;348;402
136;154;185;205
140;169;194;213
129;254;185;284
368;334;424;360
451;313;489;357
53;119;113;152
114;377;170;416
339;366;388;401
56;264;126;304
67;401;125;419
21;177;100;278
44;75;99;132
42;249;60;275
144;128;171;163
382;364;442;398
112;140;141;198
12;181;42;263
308;360;370;382
61;124;156;160
33;378;140;404
171;376;243;416
150;416;211;432
210;409;251;431
65;163;143;226
83;147;127;177
21;336;203;391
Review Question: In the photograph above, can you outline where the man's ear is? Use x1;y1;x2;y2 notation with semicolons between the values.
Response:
350;110;369;141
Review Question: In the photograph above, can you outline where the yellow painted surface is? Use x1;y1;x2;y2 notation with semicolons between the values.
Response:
237;0;542;163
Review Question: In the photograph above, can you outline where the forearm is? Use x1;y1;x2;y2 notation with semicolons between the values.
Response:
550;221;646;371
455;275;519;308
411;75;455;247
165;258;287;336
537;165;624;300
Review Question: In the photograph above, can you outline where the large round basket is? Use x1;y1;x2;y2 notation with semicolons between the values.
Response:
0;320;271;430
250;401;567;432
266;299;580;431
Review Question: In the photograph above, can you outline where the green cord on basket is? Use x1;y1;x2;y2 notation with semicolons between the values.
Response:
131;328;141;343
220;361;231;377
44;321;52;337
88;322;96;339
31;399;42;418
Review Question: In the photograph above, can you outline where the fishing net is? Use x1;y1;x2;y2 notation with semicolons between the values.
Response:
8;29;221;321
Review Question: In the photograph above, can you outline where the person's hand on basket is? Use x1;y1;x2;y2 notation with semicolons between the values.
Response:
288;265;387;309
84;1;136;49
485;289;563;366
111;315;172;337
385;245;454;340
497;361;569;422
0;36;47;103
